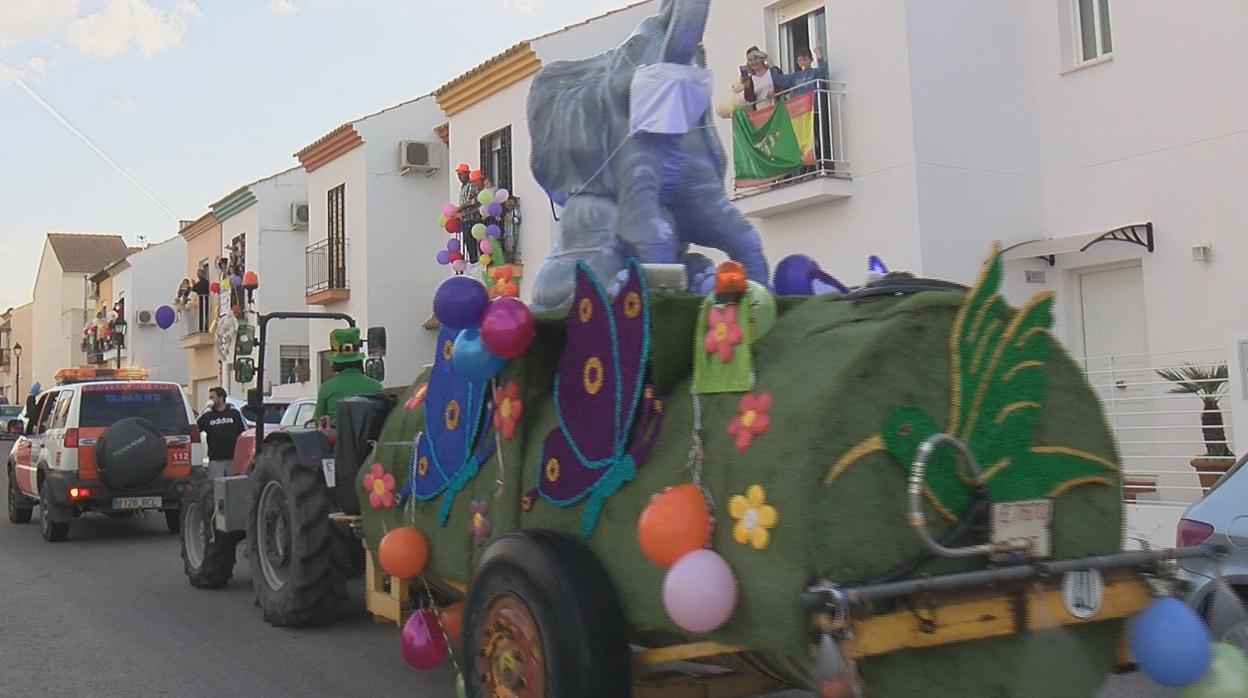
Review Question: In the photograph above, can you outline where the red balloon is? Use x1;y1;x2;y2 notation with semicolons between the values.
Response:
242;271;259;289
638;484;712;568
438;602;464;644
444;218;461;234
209;282;220;294
400;608;447;671
448;252;464;262
479;297;535;359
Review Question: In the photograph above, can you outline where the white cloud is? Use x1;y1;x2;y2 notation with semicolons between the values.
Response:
270;0;300;16
108;95;136;115
0;1;79;47
67;0;201;58
500;0;542;10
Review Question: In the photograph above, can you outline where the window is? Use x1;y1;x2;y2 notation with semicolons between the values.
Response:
327;184;347;290
776;0;827;72
79;385;189;435
280;345;311;384
49;392;73;430
1071;0;1112;64
480;127;513;192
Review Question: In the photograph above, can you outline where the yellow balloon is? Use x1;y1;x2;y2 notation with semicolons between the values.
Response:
479;253;493;267
220;277;231;289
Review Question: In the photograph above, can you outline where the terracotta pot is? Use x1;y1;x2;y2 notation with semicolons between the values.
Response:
1122;476;1157;502
1191;456;1236;494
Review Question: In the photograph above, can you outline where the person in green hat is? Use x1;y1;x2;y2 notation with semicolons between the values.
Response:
314;327;383;427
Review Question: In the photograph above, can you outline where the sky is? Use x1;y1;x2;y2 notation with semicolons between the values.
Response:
0;0;634;310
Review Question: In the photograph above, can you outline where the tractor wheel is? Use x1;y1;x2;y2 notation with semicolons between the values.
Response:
165;508;181;534
181;483;241;589
39;480;69;543
7;464;33;524
463;530;630;698
246;441;348;627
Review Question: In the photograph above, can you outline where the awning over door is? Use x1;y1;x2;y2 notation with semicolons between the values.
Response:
1002;223;1154;266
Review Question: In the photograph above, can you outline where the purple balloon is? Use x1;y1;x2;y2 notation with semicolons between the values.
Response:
485;224;502;238
479;297;535;359
487;202;503;217
446;239;461;253
400;609;447;671
230;274;243;288
774;254;818;295
663;550;737;633
435;250;450;265
433;276;489;329
154;305;176;330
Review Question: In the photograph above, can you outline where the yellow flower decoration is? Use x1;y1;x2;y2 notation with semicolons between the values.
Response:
728;485;778;550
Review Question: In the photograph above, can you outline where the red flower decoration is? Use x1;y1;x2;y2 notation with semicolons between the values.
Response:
726;391;772;451
363;463;396;509
704;304;744;363
493;380;523;440
489;264;519;299
404;383;428;411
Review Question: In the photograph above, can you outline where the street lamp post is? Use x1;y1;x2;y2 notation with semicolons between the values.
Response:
113;318;127;369
13;342;22;400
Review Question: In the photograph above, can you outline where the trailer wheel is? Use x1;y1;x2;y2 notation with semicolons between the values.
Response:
463;530;630;698
181;483;241;589
246;441;348;626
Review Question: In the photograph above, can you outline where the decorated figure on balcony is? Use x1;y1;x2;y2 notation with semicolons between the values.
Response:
526;0;767;309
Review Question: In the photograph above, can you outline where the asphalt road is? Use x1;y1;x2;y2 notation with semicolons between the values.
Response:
0;444;1171;697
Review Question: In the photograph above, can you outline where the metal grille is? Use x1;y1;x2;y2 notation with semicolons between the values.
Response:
307;184;349;295
480;126;513;192
731;79;850;199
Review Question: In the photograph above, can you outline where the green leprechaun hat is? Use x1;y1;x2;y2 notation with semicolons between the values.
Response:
329;327;366;364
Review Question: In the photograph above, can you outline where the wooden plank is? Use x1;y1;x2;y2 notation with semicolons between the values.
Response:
632;641;749;669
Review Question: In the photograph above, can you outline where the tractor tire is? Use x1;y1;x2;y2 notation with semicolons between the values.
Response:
39;480;69;543
181;483;241;589
246;441;348;627
463;530;631;698
7;464;33;524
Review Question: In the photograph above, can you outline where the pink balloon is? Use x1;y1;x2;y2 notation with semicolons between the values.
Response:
479;238;492;255
451;259;467;273
479;297;535;359
663;550;736;633
441;203;457;218
400;608;447;670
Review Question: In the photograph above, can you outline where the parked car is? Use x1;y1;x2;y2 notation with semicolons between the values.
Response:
6;367;204;542
202;396;290;428
0;404;23;440
1178;451;1248;650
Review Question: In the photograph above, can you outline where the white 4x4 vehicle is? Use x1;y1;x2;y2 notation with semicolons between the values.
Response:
6;368;205;542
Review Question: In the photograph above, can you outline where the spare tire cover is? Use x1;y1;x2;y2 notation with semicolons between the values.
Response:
95;418;168;491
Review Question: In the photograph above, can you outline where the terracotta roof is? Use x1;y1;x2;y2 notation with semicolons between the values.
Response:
295;123;364;173
46;233;130;275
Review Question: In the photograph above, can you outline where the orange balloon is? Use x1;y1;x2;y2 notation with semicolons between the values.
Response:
637;484;712;568
438;602;464;644
715;261;748;295
379;527;429;579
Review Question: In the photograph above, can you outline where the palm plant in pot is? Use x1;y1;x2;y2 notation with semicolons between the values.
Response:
1156;362;1234;493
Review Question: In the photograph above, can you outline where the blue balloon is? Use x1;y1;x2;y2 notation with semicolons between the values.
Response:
1129;596;1211;687
774;254;818;295
433;276;490;330
452;328;503;381
154;305;176;330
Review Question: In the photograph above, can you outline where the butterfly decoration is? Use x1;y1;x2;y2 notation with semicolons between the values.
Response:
397;326;495;525
523;260;665;536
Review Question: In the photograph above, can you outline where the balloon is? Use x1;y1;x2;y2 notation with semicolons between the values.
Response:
220;277;231;290
471;223;487;240
1181;642;1248;697
448;251;464;262
378;527;429;579
638;484;711;567
451;259;467;274
494;188;509;203
452;328;504;381
231;274;242;288
1130;597;1212;687
441;202;458;218
154;305;176;330
486;223;502;238
479;297;535;359
774;254;818;295
446;239;461;253
663;549;737;633
436;250;450;265
209;282;220;294
437;214;447;227
479;239;492;255
432;276;490;330
444;218;461;234
744;281;777;342
243;271;259;289
478;205;491;218
438;602;464;644
478;253;493;267
477;189;494;206
400;608;447;671
487;202;503;218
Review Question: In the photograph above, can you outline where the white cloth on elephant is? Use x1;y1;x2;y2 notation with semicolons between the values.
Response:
629;62;713;135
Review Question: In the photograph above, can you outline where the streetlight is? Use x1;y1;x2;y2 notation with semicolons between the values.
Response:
13;342;22;400
113;318;127;369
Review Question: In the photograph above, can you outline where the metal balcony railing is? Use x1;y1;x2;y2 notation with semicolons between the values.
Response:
306;237;349;295
731;79;849;198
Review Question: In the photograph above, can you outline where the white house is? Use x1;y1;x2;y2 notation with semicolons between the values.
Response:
209;166;312;399
295;96;449;390
104;236;189;385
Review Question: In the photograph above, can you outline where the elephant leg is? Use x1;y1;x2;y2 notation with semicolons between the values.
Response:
678;249;716;294
675;177;770;286
614;134;680;265
530;193;625;311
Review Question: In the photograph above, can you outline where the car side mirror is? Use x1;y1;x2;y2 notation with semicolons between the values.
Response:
364;357;385;382
367;326;387;357
233;358;256;384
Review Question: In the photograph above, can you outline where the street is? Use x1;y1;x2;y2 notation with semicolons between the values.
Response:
0;444;1170;697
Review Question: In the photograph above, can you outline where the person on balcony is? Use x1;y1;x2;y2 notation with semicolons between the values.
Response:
740;47;782;110
789;47;829;97
192;267;210;332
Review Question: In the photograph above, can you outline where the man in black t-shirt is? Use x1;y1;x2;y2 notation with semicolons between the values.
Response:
197;386;246;478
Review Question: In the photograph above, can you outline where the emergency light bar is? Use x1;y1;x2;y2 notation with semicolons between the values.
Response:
54;367;149;384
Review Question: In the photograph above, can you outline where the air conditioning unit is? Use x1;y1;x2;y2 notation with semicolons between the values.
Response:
291;202;310;228
399;140;440;174
136;309;155;326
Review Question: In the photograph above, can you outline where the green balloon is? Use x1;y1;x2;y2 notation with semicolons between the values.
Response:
477;189;495;206
455;673;467;698
1182;643;1248;698
471;223;487;240
744;280;777;342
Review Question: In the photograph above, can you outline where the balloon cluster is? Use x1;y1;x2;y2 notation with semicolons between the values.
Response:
1128;596;1248;693
433;276;535;380
434;188;511;272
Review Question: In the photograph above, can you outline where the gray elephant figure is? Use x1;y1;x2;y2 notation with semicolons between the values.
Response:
526;0;768;309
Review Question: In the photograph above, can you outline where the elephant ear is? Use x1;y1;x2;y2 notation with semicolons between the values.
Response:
528;53;617;206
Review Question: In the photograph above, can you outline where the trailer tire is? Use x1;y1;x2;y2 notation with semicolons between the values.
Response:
463;530;630;698
247;441;348;626
181;483;240;589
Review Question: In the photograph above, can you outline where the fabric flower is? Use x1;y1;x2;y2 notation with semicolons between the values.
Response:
363;463;396;509
704;304;744;363
493;380;523;440
726;391;772;451
468;500;492;545
729;485;778;550
404;383;428;411
489;264;519;299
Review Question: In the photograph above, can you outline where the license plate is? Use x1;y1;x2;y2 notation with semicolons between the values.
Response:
991;498;1053;558
321;458;336;488
112;496;163;510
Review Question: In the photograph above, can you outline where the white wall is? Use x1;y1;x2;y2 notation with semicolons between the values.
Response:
253;169;313;394
119;237;188;384
31;240;70;388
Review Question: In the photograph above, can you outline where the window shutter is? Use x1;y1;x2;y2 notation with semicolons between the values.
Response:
480;136;491;184
499;126;513;191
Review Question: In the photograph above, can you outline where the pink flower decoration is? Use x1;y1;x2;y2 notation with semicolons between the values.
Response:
404;383;428;411
493;380;523;441
704;304;744;363
726;391;772;451
468;500;492;545
363;463;396;509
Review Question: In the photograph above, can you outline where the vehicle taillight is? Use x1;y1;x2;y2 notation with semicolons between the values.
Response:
64;428;79;449
1177;518;1215;547
189;424;201;443
68;486;96;500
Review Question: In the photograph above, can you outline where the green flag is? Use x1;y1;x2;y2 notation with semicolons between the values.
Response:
732;100;804;182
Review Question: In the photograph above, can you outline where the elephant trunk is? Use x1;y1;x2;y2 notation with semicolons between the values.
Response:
661;0;711;64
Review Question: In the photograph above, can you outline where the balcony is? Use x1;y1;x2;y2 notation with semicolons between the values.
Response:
0;348;9;369
306;237;350;305
181;298;215;349
730;79;851;219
